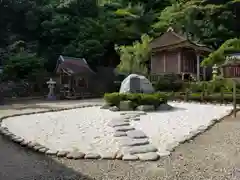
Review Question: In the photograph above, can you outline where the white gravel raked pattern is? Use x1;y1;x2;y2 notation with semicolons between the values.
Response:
130;102;232;155
1;107;122;154
1;102;233;158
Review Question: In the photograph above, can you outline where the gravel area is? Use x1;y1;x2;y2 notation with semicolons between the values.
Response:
1;103;240;179
1;102;232;161
2;107;122;154
131;102;232;155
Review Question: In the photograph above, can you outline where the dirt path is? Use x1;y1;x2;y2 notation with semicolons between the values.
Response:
1;103;240;179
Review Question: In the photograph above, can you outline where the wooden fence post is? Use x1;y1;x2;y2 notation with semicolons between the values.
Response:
233;80;237;117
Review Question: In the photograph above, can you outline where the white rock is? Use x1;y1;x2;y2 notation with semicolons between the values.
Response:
119;74;154;94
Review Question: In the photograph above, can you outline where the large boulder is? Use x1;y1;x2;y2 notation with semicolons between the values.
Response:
119;74;154;94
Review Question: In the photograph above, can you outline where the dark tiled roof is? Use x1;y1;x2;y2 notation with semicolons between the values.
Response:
56;55;95;74
150;28;211;52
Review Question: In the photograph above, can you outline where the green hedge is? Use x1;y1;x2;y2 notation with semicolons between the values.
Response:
166;91;240;103
104;92;168;107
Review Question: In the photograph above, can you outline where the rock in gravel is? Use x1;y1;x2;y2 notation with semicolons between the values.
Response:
12;137;24;143
66;151;85;159
116;151;123;160
46;149;58;155
119;138;149;147
84;153;100;159
136;105;155;112
20;140;29;146
109;106;119;112
100;152;117;160
114;131;127;137
33;145;44;151
137;152;160;161
115;126;135;132
157;104;173;111
108;120;130;127
57;151;69;157
27;142;40;148
127;130;147;139
122;154;139;161
123;145;158;155
38;147;48;153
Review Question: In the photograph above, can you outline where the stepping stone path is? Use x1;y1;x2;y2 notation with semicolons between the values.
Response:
109;112;159;161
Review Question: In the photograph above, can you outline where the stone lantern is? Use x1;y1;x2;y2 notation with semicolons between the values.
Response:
46;78;56;100
212;64;218;80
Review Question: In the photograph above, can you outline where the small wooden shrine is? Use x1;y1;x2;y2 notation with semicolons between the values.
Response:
150;27;212;81
221;53;240;78
55;55;95;99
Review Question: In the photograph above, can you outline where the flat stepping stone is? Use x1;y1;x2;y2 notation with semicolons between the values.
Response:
131;117;140;121
84;153;100;159
108;120;130;127
122;154;139;161
137;152;160;161
66;151;85;159
123;145;158;155
119;138;149;147
127;130;147;139
115;126;135;132
114;131;127;137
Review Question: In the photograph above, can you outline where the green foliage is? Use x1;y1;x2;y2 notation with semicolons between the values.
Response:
0;0;239;80
3;52;45;81
116;34;152;75
201;38;240;66
154;74;184;92
104;92;168;107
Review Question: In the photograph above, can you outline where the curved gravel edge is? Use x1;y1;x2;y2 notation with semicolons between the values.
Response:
0;104;107;160
0;102;236;161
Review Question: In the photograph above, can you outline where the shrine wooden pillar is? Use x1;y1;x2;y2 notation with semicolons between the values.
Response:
196;54;200;81
178;51;181;73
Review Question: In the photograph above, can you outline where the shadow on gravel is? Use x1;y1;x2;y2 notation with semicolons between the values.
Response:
0;135;93;180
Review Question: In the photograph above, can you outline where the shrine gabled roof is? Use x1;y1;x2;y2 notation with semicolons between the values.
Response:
150;27;211;52
56;55;95;74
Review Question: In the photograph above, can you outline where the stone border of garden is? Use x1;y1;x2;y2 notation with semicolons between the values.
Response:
0;102;236;161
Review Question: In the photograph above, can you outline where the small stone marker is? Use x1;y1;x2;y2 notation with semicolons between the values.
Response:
127;130;147;139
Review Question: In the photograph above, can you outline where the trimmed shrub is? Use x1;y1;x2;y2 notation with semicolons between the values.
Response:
104;92;168;107
153;73;184;92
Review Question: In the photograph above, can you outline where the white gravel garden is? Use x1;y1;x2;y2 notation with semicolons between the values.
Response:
0;102;232;161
